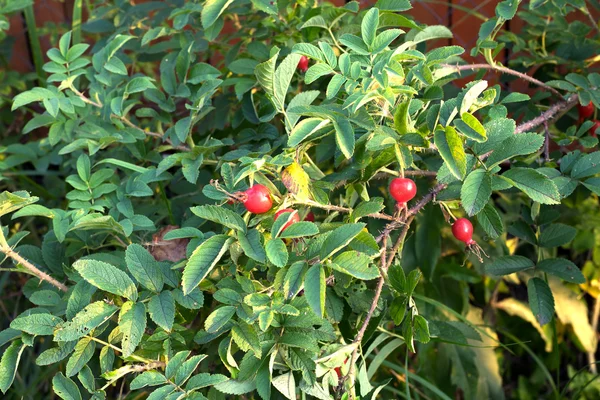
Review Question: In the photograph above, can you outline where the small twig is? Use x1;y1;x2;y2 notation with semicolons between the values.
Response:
442;63;562;96
2;246;68;292
515;94;579;134
296;199;400;222
376;183;448;243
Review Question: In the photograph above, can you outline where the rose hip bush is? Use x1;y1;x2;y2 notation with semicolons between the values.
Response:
1;0;600;399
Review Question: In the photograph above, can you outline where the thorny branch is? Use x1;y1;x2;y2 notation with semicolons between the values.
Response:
442;63;562;96
1;245;68;292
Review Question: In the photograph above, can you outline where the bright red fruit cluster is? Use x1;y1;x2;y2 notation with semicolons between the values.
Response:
578;101;599;136
452;218;475;245
389;177;417;203
297;56;309;73
242;184;273;214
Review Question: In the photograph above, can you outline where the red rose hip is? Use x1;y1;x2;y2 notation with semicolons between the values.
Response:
452;218;474;245
389;178;417;203
274;208;300;231
304;211;315;222
578;101;595;121
297;56;309;73
243;184;273;214
591;120;600;137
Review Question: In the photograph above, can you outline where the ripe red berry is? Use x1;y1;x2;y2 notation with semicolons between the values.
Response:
243;184;272;214
578;101;595;121
274;208;300;231
452;218;475;245
389;178;417;203
334;366;342;379
591;120;600;137
304;211;315;222
297;56;309;73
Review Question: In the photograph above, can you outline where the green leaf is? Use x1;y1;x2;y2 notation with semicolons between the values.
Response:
130;371;167;390
52;372;82;400
182;235;232;295
238;229;266;263
361;8;379;47
501;92;530;104
272;371;295;400
214;379;256;395
288;118;331;147
372;29;404;53
320;223;366;260
460;80;488;114
214;288;242;305
376;0;412;11
0;191;39;218
148;291;176;332
333;116;355;159
118;301;147;357
73;259;138;301
66;337;95;377
476;204;503;239
232;322;261;358
339;34;370;55
255;52;278;98
201;0;235;29
538;223;577;248
10;313;62;336
125;244;164;293
165;351;191;379
205;306;236;333
185;373;228;390
305;63;334;84
434;126;467;180
54;301;119;342
174;355;208;386
11;87;54;110
537;259;585;284
36;341;77;366
413;315;431;343
485;133;544;168
190;205;247;232
453;113;487;143
460;169;492;216
331;251;379;280
570;151;600;179
266;238;288;268
279;222;319;238
125;77;156;94
284;262;307;298
274;54;302;109
304;264;326;318
66;281;96;320
390;296;409;325
0;341;25;394
501;168;561;205
327;74;346;99
173;288;204;310
95;158;148;173
528;277;554;325
413;25;452;44
486;255;534;276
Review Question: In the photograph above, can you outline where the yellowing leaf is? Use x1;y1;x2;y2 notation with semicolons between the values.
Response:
281;162;311;201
